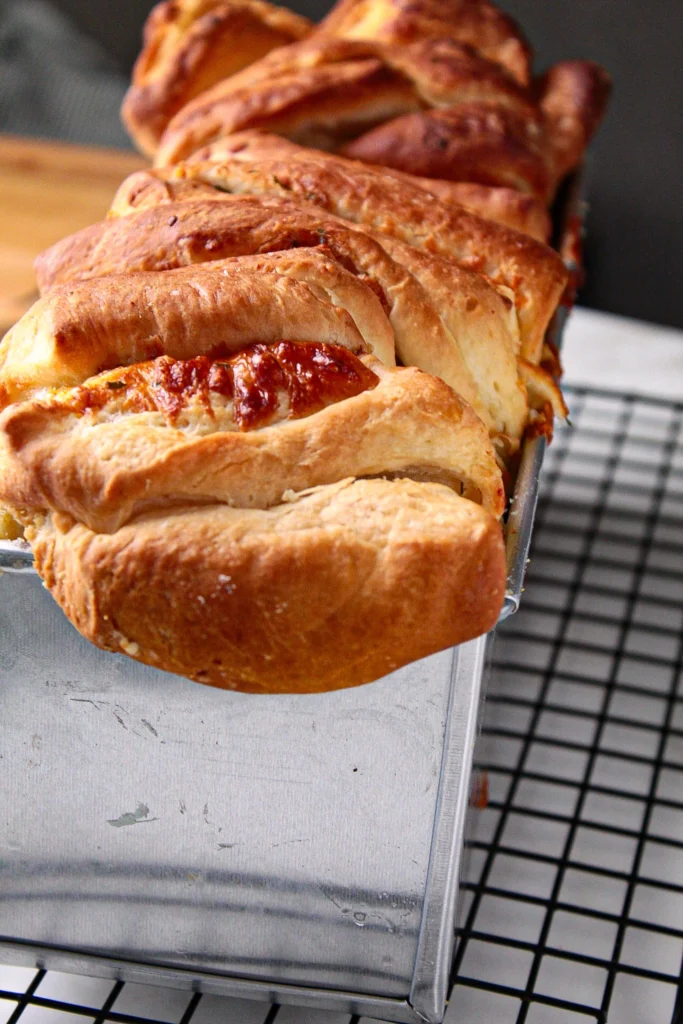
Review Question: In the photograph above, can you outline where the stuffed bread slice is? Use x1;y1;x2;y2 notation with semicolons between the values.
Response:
1;340;506;690
1;248;394;408
35;190;529;451
0;348;505;534
28;477;505;693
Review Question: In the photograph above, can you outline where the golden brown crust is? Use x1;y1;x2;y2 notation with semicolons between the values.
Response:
343;103;554;201
318;0;532;86
407;177;551;241
107;169;221;217
122;0;312;156
153;35;535;166
377;36;534;113
35;185;529;445
182;129;552;238
1;248;395;406
345;62;610;202
152;37;414;163
0;0;607;693
173;147;569;360
38;191;348;289
0;354;505;534
535;60;612;184
29;478;506;693
373;233;527;447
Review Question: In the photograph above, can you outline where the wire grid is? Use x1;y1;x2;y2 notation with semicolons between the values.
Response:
454;385;683;1023
1;385;682;1024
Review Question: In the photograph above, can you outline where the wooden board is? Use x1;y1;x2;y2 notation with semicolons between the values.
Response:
0;135;146;334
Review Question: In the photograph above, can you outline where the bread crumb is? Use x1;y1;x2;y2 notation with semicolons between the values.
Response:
113;631;140;657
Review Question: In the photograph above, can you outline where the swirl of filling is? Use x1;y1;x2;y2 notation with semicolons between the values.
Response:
67;340;380;431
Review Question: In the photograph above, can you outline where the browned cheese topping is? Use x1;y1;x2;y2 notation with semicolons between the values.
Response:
71;341;380;430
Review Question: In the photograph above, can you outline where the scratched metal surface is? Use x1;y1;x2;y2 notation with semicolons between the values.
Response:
0;568;475;1010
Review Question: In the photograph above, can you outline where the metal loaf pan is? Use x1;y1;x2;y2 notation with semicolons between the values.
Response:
0;175;584;1024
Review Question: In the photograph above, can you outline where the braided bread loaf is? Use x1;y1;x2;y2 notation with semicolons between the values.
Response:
149;30;609;206
0;251;506;691
0;0;609;692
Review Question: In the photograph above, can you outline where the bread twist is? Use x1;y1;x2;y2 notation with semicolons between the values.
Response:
123;0;312;155
170;140;569;360
152;34;537;166
317;0;532;85
0;251;506;690
344;60;611;203
0;0;608;692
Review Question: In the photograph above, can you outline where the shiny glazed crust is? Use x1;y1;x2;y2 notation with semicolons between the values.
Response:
1;248;395;407
344;103;554;201
122;0;312;156
152;35;535;166
153;37;418;164
317;0;532;85
173;146;569;360
0;355;505;533
29;478;506;694
34;186;528;445
180;129;552;239
343;61;611;202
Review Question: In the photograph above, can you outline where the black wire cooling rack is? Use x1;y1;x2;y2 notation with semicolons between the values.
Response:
1;385;682;1024
455;385;683;1024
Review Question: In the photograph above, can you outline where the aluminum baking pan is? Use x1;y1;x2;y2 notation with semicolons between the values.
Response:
0;568;490;1024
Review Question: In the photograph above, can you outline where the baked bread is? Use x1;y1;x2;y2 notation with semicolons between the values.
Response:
153;36;424;164
27;479;505;693
0;260;507;691
343;103;553;200
34;188;530;450
0;350;505;535
131;0;607;221
122;0;312;156
153;35;536;166
317;0;532;86
0;0;609;691
144;6;608;213
182;129;552;238
344;60;611;201
0;248;395;407
171;144;569;360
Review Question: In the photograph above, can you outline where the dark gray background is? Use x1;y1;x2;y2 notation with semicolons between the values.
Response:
26;1;683;327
